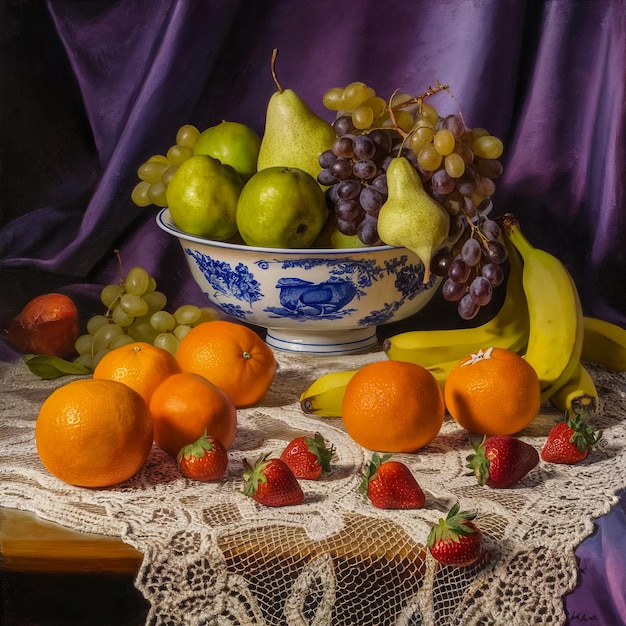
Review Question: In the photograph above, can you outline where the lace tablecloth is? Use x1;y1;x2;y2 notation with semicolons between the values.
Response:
1;348;625;625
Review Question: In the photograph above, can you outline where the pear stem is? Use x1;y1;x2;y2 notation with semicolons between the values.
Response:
271;48;284;93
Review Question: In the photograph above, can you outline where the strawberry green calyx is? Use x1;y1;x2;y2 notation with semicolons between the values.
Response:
426;502;478;548
242;452;271;497
176;430;216;464
567;406;602;453
358;452;392;498
306;432;335;476
465;436;490;486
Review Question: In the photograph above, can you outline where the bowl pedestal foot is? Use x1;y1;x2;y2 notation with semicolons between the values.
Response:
265;327;378;355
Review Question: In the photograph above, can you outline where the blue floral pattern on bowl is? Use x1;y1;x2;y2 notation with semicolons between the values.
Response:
185;248;432;324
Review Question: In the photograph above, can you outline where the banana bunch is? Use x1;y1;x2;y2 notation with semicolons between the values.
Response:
383;236;528;367
300;214;626;420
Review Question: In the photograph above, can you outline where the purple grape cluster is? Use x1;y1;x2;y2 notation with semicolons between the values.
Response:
431;218;508;320
318;117;417;245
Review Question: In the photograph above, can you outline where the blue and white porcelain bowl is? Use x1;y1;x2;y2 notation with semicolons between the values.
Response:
157;208;441;355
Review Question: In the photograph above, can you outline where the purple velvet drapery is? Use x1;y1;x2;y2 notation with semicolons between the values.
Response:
1;1;625;622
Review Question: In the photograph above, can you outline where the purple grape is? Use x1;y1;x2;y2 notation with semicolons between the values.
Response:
431;169;455;196
474;158;503;179
337;217;359;236
331;158;354;180
482;262;504;286
460;238;482;267
442;278;467;302
456;167;480;195
370;173;388;195
353;135;377;160
448;258;471;283
353;159;378;180
317;168;338;186
485;240;508;264
357;215;380;245
441;114;465;138
458;293;480;320
319;150;337;169
468;276;493;306
359;187;383;216
336;179;361;200
481;219;501;240
333;115;355;137
369;129;393;157
335;198;362;221
333;136;355;159
431;251;453;277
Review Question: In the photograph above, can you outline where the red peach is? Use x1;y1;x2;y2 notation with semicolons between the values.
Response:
7;293;79;359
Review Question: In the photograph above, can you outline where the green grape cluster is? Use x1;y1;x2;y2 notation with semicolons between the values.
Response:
131;124;200;208
74;265;219;369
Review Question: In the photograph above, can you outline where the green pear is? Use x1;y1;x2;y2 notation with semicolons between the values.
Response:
377;157;450;283
257;49;335;180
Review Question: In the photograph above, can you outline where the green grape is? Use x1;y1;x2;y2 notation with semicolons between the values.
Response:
124;266;151;296
74;353;94;370
143;290;167;312
342;82;370;111
352;105;374;130
363;96;386;118
87;314;112;335
127;318;160;343
173;304;201;325
409;127;435;154
137;160;169;184
75;333;94;356
166;144;193;165
111;305;134;327
110;334;135;350
150;310;176;332
390;92;412;108
147;181;168;207
147;154;170;165
444;152;466;178
131;181;152;207
173;324;192;341
92;323;125;353
161;165;179;186
322;87;345;111
154;332;180;355
194;307;220;325
417;144;443;171
91;348;111;369
413;115;436;131
472;135;504;159
145;276;157;294
420;102;440;126
100;284;124;309
119;293;149;317
176;124;200;149
433;129;456;156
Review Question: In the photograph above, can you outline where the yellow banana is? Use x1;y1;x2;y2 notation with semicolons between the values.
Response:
383;237;528;367
299;369;359;417
502;215;584;402
299;359;458;418
581;316;626;371
549;361;598;415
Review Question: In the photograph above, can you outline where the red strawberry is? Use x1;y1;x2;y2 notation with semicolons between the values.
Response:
427;503;483;567
466;435;539;488
359;452;425;509
280;432;334;479
541;406;602;464
242;453;304;507
176;432;228;482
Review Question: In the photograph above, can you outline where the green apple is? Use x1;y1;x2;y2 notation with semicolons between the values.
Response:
166;155;244;240
236;167;328;248
193;121;261;182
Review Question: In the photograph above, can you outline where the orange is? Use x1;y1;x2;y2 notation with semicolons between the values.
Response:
444;347;541;436
35;379;153;488
93;341;181;405
149;371;237;456
175;320;277;407
342;360;445;453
